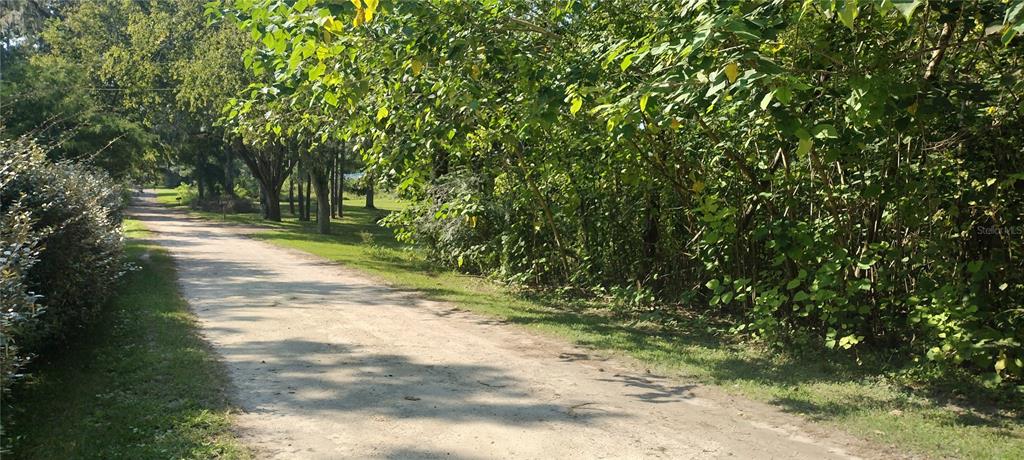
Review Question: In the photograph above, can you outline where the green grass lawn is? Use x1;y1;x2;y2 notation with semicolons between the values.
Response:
4;220;249;459
154;187;181;206
153;188;1023;459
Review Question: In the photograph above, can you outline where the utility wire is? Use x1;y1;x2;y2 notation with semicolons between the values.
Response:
81;87;177;91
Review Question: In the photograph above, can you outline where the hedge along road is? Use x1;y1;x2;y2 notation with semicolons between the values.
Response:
131;191;888;460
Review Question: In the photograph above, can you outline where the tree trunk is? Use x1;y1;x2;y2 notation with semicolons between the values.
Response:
265;181;282;221
311;169;331;234
365;176;375;209
233;139;294;222
257;182;283;221
330;158;337;218
288;177;295;216
296;173;307;221
258;188;266;218
337;151;344;218
223;148;235;197
255;183;273;220
253;176;283;221
305;173;312;220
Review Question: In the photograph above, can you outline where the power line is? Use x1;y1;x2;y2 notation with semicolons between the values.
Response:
82;87;177;91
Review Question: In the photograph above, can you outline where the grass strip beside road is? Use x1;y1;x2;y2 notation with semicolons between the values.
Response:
6;219;248;459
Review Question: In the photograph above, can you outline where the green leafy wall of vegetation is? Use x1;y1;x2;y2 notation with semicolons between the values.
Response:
1;137;127;391
211;0;1024;387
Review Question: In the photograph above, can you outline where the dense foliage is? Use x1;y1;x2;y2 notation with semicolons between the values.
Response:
0;54;158;179
211;0;1024;384
2;0;261;195
0;136;127;390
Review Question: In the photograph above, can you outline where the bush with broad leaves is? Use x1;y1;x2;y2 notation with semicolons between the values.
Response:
0;136;127;392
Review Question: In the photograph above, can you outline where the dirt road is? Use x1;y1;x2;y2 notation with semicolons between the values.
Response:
132;193;880;459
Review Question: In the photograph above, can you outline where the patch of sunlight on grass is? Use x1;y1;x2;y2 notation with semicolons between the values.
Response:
154;187;183;207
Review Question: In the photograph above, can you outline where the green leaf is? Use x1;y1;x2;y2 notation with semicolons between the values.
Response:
705;79;728;98
309;62;326;81
288;49;303;72
995;354;1007;372
775;85;793;105
376;106;389;121
1008;0;1024;24
639;94;649;113
813;124;838;139
570;97;582;115
397;176;416;191
1004;3;1024;45
797;137;813;156
838;0;859;29
620;53;635;71
324;91;338;107
890;0;922;21
759;91;774;110
364;0;379;22
1003;26;1020;47
725;19;762;41
838;334;861;350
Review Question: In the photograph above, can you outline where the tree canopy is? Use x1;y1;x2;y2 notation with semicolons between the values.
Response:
205;0;1024;383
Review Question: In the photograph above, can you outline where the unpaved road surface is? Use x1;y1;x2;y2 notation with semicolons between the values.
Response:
132;192;884;459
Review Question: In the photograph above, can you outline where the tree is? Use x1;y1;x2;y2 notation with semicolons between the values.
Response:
235;138;293;221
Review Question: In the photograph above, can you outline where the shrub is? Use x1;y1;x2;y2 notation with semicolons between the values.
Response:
0;136;126;390
1;183;44;390
383;171;494;275
174;182;198;206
